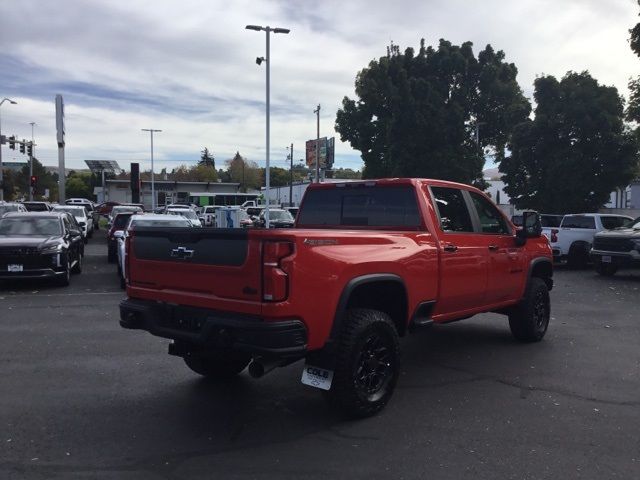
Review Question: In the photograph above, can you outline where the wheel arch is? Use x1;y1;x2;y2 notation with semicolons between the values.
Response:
529;257;553;291
330;274;409;341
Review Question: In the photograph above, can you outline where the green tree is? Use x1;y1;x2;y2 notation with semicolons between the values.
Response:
335;39;530;184
199;147;216;168
263;167;290;187
332;167;362;179
500;72;638;213
627;2;640;123
66;175;93;199
226;152;261;191
1;169;20;200
18;158;58;200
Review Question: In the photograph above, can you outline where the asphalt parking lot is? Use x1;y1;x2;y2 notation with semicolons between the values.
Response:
1;230;638;480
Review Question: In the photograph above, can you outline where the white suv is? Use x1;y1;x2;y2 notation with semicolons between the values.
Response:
52;205;94;242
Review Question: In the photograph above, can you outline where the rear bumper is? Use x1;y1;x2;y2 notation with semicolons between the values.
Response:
119;298;307;356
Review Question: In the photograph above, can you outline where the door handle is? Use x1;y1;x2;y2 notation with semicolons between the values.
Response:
443;244;458;253
488;245;499;251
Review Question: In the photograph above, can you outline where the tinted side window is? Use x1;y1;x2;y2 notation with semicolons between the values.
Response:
600;216;632;230
470;192;511;235
430;187;474;233
62;216;71;234
562;216;596;229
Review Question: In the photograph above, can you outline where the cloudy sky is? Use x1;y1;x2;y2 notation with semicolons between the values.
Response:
0;0;638;174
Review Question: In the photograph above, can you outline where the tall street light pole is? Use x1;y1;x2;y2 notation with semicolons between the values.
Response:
246;24;290;228
0;97;18;202
141;128;161;211
29;122;36;201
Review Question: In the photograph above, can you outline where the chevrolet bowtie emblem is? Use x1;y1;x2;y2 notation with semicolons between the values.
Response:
171;246;194;259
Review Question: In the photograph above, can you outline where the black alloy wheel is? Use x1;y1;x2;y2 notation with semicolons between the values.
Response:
326;308;401;418
508;277;550;342
353;331;394;403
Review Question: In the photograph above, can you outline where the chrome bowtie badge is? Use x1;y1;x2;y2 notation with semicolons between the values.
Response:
171;246;194;259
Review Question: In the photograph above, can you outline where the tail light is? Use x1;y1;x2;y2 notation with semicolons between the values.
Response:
124;236;131;287
551;229;558;243
262;240;294;302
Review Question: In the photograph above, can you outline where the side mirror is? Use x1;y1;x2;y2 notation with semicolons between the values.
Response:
69;230;81;238
515;211;542;246
113;231;125;239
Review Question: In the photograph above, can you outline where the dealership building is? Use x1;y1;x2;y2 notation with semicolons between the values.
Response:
99;179;248;209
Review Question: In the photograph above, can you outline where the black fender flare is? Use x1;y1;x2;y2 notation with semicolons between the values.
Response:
329;273;407;342
527;257;553;293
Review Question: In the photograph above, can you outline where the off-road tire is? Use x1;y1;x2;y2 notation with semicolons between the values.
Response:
325;308;401;418
595;262;617;277
508;277;550;342
183;352;251;380
567;244;589;268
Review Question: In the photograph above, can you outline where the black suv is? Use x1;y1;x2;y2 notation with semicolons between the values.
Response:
0;212;84;286
590;216;640;276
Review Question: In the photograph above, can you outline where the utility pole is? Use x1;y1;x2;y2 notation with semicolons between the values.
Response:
314;104;321;183
288;143;293;206
29;122;36;201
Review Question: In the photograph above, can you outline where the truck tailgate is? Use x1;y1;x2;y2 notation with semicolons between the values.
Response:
127;227;263;315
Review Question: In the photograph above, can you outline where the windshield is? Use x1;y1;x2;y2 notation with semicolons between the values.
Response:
0;205;22;216
112;207;142;216
132;218;191;228
268;210;294;221
600;216;633;230
0;217;61;236
53;207;86;217
168;210;197;220
113;214;133;228
23;203;49;212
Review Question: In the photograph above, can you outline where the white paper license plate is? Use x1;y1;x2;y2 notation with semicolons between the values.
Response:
7;264;23;272
301;364;333;391
601;256;612;263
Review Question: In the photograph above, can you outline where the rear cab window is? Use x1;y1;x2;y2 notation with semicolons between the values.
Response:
561;216;596;229
297;184;422;229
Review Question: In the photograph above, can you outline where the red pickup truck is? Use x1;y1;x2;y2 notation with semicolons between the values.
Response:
120;179;553;417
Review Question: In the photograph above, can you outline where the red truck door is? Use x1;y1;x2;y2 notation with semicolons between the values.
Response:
427;186;488;314
467;191;526;304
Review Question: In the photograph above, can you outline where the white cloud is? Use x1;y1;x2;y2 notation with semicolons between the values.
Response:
0;0;637;172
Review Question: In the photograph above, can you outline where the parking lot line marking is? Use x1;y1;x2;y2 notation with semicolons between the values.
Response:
0;291;124;299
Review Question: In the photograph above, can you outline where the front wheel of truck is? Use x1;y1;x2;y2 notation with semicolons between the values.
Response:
183;352;251;380
325;308;401;418
508;277;550;342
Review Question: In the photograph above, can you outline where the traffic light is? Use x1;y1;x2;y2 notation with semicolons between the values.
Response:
27;142;33;157
19;140;25;154
8;136;15;150
30;176;37;188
